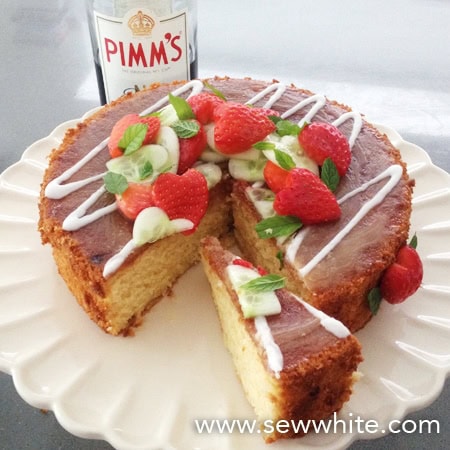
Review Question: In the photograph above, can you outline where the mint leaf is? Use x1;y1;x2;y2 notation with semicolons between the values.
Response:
272;118;302;137
274;149;295;170
119;123;148;156
203;81;227;101
276;250;284;269
168;93;195;120
253;141;276;151
104;172;128;195
171;119;200;138
240;274;285;293
321;158;340;192
409;233;418;249
139;161;153;180
368;287;382;315
255;215;302;239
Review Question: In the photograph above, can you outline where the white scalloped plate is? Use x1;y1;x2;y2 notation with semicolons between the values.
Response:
0;112;449;450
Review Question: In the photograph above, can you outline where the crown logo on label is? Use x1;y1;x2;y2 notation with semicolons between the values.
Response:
128;11;155;36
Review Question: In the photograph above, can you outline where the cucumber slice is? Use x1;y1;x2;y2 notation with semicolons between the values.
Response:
133;207;193;246
228;157;266;182
263;134;319;175
193;162;222;189
106;144;171;183
156;126;180;173
155;104;178;126
226;265;281;318
200;124;228;162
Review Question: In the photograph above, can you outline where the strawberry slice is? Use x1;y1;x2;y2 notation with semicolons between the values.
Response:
108;114;161;158
152;169;208;235
263;160;290;193
115;182;154;220
187;92;225;125
380;245;423;304
298;122;351;176
177;120;207;174
274;168;341;225
213;102;276;154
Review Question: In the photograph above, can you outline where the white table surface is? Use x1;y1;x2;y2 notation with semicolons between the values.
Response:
0;0;449;449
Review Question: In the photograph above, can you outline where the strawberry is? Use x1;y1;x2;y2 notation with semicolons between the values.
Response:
213;103;276;154
108;114;161;158
380;245;423;304
187;92;225;125
152;169;208;235
232;258;267;276
298;122;351;176
263;160;290;193
232;258;254;269
273;168;341;225
115;182;154;220
177;121;207;174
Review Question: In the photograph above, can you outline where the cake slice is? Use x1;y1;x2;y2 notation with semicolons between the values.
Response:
200;236;363;442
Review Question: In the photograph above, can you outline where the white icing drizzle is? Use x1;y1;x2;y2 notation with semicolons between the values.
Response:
286;227;309;264
103;240;136;278
292;294;350;339
45;138;109;199
332;111;362;148
246;83;286;109
254;315;283;378
63;185;117;231
139;80;204;116
282;94;327;127
295;165;404;277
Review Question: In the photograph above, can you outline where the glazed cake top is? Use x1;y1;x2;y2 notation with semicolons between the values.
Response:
40;77;412;285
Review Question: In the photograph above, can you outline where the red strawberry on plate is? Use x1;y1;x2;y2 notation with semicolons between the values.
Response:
274;168;341;225
214;102;276;154
298;122;351;176
177;120;207;174
187;92;225;125
152;169;208;235
116;182;154;220
108;114;161;158
380;244;423;304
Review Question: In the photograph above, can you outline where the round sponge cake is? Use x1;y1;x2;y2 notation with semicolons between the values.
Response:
39;77;413;335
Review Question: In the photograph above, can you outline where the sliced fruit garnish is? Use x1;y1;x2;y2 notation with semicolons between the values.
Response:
115;182;154;220
226;264;282;318
133;206;193;246
152;169;209;235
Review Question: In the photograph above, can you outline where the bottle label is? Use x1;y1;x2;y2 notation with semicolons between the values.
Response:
93;7;189;102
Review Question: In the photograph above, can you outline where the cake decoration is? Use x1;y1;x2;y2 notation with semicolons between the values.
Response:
39;77;418;338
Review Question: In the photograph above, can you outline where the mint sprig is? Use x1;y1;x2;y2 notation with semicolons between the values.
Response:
270;116;303;137
168;93;195;120
255;215;302;239
321;158;340;192
104;172;128;195
409;233;418;249
172;119;200;138
253;141;276;151
119;123;148;156
240;274;285;293
203;81;227;101
368;286;382;315
274;149;295;170
139;161;153;180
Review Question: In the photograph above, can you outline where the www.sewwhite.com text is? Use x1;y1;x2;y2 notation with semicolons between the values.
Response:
194;412;440;436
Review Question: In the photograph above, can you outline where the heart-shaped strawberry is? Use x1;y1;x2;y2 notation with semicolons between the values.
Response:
152;169;208;235
274;168;341;225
